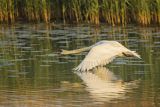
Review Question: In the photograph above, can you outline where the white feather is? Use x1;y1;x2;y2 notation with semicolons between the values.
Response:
74;41;141;71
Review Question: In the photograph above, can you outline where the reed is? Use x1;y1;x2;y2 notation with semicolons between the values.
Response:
0;0;16;23
152;0;160;24
0;0;160;25
82;0;99;24
69;0;82;23
128;0;151;25
24;0;51;23
100;0;127;26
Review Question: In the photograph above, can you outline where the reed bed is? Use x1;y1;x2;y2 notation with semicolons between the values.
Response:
0;0;160;25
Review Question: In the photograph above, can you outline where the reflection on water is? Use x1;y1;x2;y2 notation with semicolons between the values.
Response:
76;67;139;103
0;24;159;107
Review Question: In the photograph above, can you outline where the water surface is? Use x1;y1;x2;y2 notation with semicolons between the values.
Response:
0;24;160;107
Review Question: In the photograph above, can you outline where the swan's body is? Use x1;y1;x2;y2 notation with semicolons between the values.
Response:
61;40;141;71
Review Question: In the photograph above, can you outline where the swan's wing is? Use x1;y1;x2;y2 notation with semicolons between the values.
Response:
74;44;123;71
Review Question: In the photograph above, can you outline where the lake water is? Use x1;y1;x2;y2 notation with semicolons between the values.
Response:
0;23;160;107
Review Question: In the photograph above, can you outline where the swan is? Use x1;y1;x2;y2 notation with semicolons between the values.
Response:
61;40;141;71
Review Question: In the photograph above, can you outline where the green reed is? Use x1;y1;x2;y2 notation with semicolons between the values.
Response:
100;0;127;26
0;0;16;23
128;0;151;25
82;0;99;24
24;0;51;23
152;0;160;24
1;0;160;25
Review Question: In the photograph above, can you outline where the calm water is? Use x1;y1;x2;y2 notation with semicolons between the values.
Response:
0;24;160;107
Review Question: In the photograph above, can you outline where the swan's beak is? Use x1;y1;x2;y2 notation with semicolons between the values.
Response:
60;49;71;55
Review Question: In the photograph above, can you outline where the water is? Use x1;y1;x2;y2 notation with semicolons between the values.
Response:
0;23;160;107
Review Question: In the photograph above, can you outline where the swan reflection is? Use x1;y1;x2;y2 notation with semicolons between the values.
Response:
75;67;139;102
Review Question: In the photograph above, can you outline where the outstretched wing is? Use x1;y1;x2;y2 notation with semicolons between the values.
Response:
74;43;124;71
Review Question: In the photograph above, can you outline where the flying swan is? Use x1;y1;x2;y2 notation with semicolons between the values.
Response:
61;40;141;71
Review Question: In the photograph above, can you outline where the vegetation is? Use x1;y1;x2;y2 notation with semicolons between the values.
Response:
0;0;160;25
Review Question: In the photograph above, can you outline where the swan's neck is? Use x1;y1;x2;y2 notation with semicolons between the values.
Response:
61;46;92;55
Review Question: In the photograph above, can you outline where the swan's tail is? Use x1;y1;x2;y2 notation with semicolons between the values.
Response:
131;51;141;59
123;51;141;59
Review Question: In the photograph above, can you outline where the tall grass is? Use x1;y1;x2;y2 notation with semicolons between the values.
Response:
100;0;127;26
0;0;160;25
128;0;151;25
0;0;16;23
152;0;160;24
24;0;50;23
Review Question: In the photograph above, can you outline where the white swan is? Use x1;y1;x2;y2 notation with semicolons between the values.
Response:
61;40;141;71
